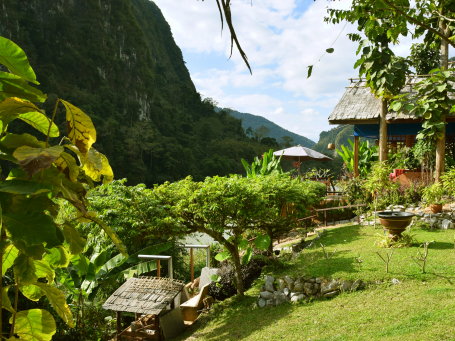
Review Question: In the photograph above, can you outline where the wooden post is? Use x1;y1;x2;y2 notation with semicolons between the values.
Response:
435;15;449;182
190;248;194;282
116;311;122;338
156;259;161;278
379;99;388;161
354;135;359;177
435;121;446;182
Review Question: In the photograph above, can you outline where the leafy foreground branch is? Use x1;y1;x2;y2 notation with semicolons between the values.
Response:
0;36;124;340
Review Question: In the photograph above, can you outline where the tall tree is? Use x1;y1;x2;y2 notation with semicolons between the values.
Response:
327;0;454;178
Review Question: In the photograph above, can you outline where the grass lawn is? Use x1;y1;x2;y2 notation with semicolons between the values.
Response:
175;224;455;340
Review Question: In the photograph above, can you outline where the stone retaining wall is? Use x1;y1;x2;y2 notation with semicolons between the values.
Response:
257;275;364;307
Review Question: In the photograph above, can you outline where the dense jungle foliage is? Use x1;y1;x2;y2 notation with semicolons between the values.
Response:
0;0;274;185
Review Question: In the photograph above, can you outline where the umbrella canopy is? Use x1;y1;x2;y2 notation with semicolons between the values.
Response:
273;145;332;162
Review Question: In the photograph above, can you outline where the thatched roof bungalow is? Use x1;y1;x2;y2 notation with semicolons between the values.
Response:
329;78;455;176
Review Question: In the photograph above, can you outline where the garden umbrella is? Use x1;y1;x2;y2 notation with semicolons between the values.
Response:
273;145;332;162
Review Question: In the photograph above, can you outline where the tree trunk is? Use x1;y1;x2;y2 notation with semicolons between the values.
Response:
226;243;244;296
267;227;274;257
379;99;388;161
435;8;449;182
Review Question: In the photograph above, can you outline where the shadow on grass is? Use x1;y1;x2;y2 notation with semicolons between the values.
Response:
313;224;363;247
428;241;454;250
175;295;293;341
300;250;360;277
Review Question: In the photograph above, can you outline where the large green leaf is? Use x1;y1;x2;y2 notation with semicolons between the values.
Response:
215;250;231;261
0;98;57;138
0;72;46;103
2;243;19;275
36;283;74;327
4;209;62;249
55;152;79;182
97;253;127;278
20;284;43;301
44;246;70;268
13;145;64;176
81;147;114;183
62;223;86;254
12;309;56;341
0;180;51;195
0;133;45;150
254;234;271;251
19;111;59;137
0;37;38;84
88;216;128;256
2;286;14;313
70;254;89;276
14;254;38;285
34;260;55;283
61;99;96;155
241;247;253;265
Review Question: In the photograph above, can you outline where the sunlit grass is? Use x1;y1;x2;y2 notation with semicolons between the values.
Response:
174;225;455;341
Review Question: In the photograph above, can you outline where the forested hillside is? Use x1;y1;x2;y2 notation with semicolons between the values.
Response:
223;108;315;148
313;125;354;155
0;0;268;185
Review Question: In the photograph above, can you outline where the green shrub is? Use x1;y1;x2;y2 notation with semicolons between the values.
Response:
422;182;445;205
441;167;455;197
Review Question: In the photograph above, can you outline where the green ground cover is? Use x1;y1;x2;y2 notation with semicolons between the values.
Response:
176;224;455;340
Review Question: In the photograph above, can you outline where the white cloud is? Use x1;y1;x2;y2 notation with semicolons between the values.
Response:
151;0;363;142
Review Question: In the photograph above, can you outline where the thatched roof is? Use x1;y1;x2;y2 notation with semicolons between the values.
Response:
328;78;455;124
103;277;184;315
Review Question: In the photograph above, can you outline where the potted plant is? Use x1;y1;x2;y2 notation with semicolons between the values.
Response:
422;182;445;213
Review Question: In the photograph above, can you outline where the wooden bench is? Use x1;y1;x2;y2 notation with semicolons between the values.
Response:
180;283;210;323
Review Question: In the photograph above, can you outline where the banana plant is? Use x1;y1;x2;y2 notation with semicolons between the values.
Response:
241;149;282;178
336;139;378;177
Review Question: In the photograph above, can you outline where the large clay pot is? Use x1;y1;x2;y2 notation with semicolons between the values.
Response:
377;211;415;240
429;204;442;214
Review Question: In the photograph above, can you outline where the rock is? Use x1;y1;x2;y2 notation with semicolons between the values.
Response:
441;219;454;230
293;279;304;292
258;298;267;308
264;275;275;292
274;291;288;305
315;277;322;284
277;278;286;290
303;282;314;296
391;278;401;285
339;280;353;292
283;276;294;290
287;231;299;238
323;290;339;298
290;294;305;303
350;279;363;291
266;299;274;306
260;291;274;300
283;288;291;296
320;279;339;294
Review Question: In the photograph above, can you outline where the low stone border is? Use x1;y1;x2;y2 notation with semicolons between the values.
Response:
360;204;455;230
257;275;364;307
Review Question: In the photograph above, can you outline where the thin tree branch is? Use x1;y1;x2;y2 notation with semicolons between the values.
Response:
382;0;455;48
217;0;252;74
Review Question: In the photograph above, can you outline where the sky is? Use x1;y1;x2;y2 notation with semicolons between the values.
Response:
151;0;413;142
